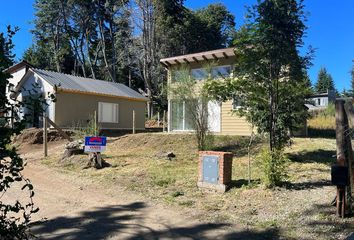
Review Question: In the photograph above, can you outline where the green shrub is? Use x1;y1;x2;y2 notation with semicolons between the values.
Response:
256;148;289;187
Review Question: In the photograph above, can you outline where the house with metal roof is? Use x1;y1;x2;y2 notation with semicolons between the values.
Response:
160;48;254;136
6;61;148;130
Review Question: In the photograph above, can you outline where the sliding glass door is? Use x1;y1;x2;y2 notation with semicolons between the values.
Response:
170;100;195;131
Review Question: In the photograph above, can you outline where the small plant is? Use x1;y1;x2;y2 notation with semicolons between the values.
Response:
256;148;289;188
72;114;100;139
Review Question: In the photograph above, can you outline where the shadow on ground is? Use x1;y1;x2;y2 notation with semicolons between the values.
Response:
299;203;354;239
30;201;280;240
284;179;332;190
287;149;336;165
229;179;261;189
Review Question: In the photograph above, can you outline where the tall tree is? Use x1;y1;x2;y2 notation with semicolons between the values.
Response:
314;67;335;93
0;26;38;239
350;64;354;97
205;0;311;156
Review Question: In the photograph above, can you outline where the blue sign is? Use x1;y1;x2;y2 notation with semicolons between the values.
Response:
84;136;107;152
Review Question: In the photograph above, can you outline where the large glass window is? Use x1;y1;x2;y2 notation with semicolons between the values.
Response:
170;100;195;131
211;65;232;79
191;68;208;80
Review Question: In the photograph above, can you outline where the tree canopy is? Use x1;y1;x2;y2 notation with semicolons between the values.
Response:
205;0;312;152
23;0;236;114
314;67;335;93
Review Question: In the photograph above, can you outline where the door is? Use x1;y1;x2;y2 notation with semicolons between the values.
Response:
202;155;219;184
208;101;221;132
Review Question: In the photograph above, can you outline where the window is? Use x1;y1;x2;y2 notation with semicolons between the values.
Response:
191;68;208;80
98;102;119;123
171;100;195;131
211;65;232;79
232;95;244;110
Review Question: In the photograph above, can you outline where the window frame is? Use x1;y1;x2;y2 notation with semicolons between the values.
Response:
98;102;119;123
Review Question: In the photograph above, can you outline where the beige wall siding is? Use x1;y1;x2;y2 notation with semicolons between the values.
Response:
221;100;253;136
55;92;146;129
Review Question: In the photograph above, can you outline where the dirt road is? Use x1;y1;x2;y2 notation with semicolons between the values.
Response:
5;143;255;240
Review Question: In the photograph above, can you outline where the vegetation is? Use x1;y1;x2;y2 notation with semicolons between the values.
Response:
307;104;335;137
24;0;236;115
314;67;336;93
40;133;346;240
205;0;312;186
168;67;214;150
0;26;38;239
256;148;289;187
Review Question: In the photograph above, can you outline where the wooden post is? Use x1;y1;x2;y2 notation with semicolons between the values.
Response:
10;106;14;129
94;110;97;136
163;110;166;132
132;110;136;134
43;114;48;157
335;99;349;217
157;112;160;127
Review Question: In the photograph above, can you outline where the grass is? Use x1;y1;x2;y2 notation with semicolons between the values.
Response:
41;133;354;240
307;105;336;138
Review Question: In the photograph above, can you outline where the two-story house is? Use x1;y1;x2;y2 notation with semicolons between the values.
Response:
160;48;253;136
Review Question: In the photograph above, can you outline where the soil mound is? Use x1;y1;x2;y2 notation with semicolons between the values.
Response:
14;128;73;145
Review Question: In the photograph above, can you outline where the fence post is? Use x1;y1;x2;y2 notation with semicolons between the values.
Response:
163;110;166;132
43;114;48;157
94;110;97;136
157;112;160;127
133;110;136;134
335;99;351;217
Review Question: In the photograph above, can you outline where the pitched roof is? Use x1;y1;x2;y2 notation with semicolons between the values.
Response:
5;60;32;73
30;68;148;101
160;48;235;67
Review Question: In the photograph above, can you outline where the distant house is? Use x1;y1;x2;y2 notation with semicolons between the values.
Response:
160;48;253;136
5;61;148;130
306;89;336;111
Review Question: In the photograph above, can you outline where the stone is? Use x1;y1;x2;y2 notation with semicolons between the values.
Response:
155;151;176;160
62;140;84;159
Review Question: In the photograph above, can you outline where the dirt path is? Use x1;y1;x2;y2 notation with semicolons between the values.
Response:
7;143;251;240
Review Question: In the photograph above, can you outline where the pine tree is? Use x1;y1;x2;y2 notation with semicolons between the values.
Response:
314;67;335;93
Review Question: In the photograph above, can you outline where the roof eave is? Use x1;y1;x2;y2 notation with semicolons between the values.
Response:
56;88;149;102
160;47;235;67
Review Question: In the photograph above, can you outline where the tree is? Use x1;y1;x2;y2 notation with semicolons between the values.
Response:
314;67;335;93
204;0;312;186
350;64;354;97
0;26;38;239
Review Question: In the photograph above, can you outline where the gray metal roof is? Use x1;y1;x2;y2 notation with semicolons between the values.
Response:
32;69;148;101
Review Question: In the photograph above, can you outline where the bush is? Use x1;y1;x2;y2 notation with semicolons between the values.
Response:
257;148;289;187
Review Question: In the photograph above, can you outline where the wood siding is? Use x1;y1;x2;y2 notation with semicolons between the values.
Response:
221;100;253;136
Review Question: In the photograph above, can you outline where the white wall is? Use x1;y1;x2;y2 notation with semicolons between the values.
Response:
18;73;55;122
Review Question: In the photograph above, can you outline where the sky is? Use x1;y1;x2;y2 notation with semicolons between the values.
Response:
1;0;354;92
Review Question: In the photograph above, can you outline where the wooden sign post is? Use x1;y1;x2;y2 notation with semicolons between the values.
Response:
335;99;353;217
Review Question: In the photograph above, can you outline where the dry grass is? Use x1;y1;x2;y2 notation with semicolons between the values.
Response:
43;133;354;240
308;115;335;130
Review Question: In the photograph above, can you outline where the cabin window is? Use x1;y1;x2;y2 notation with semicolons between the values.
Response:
317;98;321;106
232;95;244;110
171;100;194;131
98;102;119;123
211;65;231;79
191;68;208;80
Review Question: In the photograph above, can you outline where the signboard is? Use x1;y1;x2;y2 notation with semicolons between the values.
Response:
84;136;107;153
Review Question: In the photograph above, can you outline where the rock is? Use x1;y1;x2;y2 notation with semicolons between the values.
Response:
155;151;176;160
62;140;84;159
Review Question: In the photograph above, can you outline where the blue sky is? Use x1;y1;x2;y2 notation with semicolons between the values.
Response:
1;0;354;92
